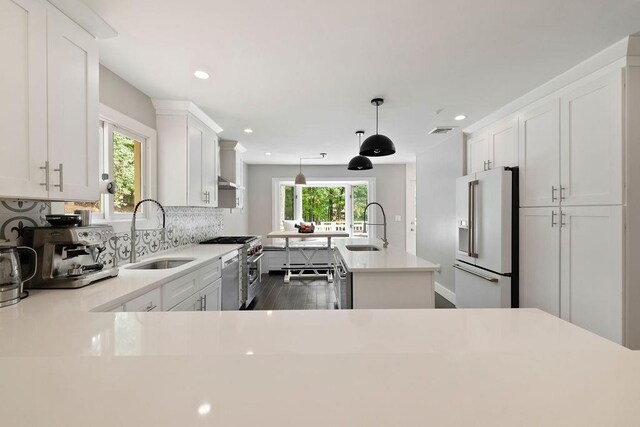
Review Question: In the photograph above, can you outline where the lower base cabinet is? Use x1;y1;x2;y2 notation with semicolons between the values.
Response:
123;287;161;312
169;278;222;312
519;205;623;344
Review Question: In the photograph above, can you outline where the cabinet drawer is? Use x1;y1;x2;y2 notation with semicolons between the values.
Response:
162;271;201;310
168;291;202;312
124;287;161;312
200;259;222;285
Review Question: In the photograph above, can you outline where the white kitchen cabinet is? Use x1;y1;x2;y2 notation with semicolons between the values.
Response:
153;100;222;207
518;98;561;207
560;70;623;206
488;116;518;169
168;291;202;312
0;1;98;202
46;4;99;201
162;271;201;311
519;207;561;317
201;279;222;311
124;287;162;312
466;133;489;174
560;206;623;344
0;0;48;200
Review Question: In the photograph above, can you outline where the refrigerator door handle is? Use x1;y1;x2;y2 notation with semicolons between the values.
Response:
469;180;479;258
453;264;498;283
467;181;473;256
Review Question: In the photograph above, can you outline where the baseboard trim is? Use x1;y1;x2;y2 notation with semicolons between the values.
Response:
435;282;456;306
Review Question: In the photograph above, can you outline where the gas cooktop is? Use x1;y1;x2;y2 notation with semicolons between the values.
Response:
200;236;258;244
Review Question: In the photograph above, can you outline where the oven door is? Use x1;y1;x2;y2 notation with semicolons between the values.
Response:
246;253;264;306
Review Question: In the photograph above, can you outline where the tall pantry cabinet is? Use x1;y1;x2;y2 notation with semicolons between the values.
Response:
467;40;640;347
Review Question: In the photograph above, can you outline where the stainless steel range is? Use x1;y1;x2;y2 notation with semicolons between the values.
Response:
200;236;263;309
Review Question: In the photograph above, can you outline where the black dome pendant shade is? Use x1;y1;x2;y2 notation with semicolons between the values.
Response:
347;130;373;171
359;98;396;157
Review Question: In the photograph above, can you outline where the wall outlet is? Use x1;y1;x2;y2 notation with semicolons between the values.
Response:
394;215;402;222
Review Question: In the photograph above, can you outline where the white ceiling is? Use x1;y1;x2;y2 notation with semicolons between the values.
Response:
85;0;640;165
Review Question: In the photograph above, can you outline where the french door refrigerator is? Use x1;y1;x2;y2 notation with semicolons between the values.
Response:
454;167;518;308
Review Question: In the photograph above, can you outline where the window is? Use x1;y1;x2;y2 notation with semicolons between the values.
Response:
65;105;155;226
274;179;373;237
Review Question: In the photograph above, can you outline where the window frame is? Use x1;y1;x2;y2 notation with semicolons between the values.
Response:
272;177;376;237
93;104;158;233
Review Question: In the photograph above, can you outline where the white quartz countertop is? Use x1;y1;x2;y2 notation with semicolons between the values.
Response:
1;245;639;425
333;237;440;272
5;243;243;314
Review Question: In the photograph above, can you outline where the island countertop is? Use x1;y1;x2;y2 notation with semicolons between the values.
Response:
333;237;440;272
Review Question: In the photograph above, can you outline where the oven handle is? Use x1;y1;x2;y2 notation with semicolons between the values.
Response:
248;253;264;264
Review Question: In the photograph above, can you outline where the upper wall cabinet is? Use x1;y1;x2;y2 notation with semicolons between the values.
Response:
466;117;518;174
560;69;623;206
0;1;99;201
153;100;222;207
519;98;561;207
218;140;245;209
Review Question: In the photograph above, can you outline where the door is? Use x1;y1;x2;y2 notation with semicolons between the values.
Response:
474;168;512;273
455;173;478;265
187;116;206;206
488;116;518;169
560;206;623;344
46;5;99;201
201;279;222;311
466;133;488;174
0;0;48;199
519;207;561;316
518;98;561;207
202;128;217;206
169;292;202;312
453;263;512;308
560;70;623;206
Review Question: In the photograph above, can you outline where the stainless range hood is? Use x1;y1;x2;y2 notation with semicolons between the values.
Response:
218;176;239;190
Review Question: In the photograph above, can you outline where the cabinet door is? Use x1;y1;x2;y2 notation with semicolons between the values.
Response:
466;133;489;174
560;70;623;206
560;206;623;344
46;5;99;201
168;292;202;312
519;98;561;207
202;129;217;206
124;287;162;312
0;0;48;199
201;279;222;311
488;116;518;169
519;207;561;316
187;117;206;206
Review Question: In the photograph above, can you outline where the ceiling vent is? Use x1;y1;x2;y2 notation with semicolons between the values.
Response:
428;126;456;135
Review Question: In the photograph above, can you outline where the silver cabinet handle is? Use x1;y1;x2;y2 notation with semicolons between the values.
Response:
40;161;50;191
561;212;567;227
551;186;557;202
53;163;63;192
560;186;566;200
145;303;157;312
196;296;203;311
486;160;491;170
202;294;207;311
453;264;498;282
551;210;557;227
482;160;487;171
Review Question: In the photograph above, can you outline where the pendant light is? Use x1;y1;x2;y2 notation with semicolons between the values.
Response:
347;131;373;170
359;98;396;157
295;153;327;186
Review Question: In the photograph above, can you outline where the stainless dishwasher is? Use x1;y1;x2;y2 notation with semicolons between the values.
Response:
221;252;240;310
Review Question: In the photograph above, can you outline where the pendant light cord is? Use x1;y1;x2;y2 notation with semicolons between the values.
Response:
376;103;379;135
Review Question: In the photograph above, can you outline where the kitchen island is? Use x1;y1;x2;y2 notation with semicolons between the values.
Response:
333;237;440;309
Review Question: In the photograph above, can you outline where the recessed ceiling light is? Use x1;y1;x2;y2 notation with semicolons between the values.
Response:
244;128;253;134
265;152;272;156
454;114;467;121
194;70;210;80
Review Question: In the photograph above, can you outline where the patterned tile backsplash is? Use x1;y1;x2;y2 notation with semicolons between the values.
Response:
0;200;225;267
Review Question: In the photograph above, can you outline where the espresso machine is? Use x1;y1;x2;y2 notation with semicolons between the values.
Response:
23;225;119;289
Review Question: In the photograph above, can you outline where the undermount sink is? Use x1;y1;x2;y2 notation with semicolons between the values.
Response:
345;245;381;252
126;258;195;270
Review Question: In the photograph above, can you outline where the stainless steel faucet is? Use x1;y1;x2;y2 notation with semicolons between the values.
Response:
130;198;166;263
362;202;389;248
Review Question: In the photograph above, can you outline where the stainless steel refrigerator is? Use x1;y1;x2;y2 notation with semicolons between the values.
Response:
454;167;518;308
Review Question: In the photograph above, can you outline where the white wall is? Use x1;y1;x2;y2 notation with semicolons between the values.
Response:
99;64;157;130
247;164;406;248
416;132;465;295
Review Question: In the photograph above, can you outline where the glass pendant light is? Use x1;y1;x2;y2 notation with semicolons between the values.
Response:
347;130;373;170
359;98;396;157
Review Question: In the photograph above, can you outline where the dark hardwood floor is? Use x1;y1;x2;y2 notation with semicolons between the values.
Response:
249;273;457;310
